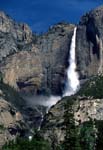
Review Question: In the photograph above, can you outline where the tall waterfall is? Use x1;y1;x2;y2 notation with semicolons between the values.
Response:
26;27;80;132
63;27;80;96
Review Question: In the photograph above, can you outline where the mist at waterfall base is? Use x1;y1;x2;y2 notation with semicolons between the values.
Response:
24;95;61;110
23;27;80;132
24;27;79;113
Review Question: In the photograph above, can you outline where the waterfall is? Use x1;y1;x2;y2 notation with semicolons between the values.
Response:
26;27;80;132
63;27;80;96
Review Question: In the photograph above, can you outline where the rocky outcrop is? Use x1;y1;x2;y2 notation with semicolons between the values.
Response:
41;96;103;146
76;6;103;79
0;11;32;61
0;80;44;130
0;97;25;148
41;99;66;146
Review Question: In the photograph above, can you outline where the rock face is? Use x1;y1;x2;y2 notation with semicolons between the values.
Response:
37;23;75;94
76;6;103;79
0;97;25;148
1;6;103;94
41;96;103;146
0;11;32;61
0;5;103;149
74;98;103;124
1;47;43;94
0;15;75;95
41;99;66;146
1;5;103;139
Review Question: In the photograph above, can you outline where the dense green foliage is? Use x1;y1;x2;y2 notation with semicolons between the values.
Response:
79;121;95;150
0;124;5;131
2;136;51;150
77;75;103;98
95;120;103;150
63;98;81;150
63;98;97;150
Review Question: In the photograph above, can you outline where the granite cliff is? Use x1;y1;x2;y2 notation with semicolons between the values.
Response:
76;6;103;78
0;13;75;95
0;5;103;149
1;6;103;95
0;81;26;148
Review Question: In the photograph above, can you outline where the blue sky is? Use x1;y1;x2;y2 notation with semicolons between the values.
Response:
0;0;103;33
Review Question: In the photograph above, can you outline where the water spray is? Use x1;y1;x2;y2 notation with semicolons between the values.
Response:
63;27;80;96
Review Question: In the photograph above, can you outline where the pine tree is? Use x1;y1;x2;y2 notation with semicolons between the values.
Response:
63;99;81;150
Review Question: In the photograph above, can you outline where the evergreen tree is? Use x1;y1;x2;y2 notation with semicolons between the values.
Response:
63;99;81;150
95;120;103;150
79;120;95;150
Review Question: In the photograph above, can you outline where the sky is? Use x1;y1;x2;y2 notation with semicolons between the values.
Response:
0;0;103;33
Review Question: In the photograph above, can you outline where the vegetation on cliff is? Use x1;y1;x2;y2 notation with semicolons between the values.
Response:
0;72;25;110
1;5;103;150
62;75;103;150
2;134;51;150
63;98;81;150
77;75;103;99
1;72;103;150
63;98;103;150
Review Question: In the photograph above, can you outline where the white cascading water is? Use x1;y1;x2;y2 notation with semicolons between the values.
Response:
40;27;79;111
37;27;80;130
27;27;80;132
63;27;80;96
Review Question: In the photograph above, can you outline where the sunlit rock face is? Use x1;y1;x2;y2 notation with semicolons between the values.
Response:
1;48;43;93
0;11;32;61
41;96;103;146
0;17;75;95
1;6;103;95
0;11;32;42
